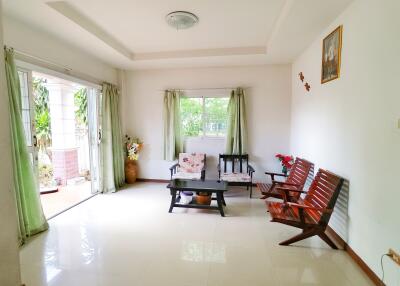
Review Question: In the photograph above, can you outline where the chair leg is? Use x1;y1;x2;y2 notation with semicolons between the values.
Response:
318;232;338;249
279;229;317;246
249;184;253;198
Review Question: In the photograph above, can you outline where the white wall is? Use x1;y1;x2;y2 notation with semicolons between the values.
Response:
0;2;22;285
3;15;118;84
291;0;400;284
124;65;291;181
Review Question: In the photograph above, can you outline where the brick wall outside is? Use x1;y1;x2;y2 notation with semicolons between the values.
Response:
52;148;79;185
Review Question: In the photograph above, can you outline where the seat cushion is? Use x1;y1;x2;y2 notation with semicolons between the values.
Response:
220;173;251;182
179;153;205;173
172;172;202;180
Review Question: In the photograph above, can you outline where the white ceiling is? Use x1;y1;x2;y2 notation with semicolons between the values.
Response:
3;0;353;70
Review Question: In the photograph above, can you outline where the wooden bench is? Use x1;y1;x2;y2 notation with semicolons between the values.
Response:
258;158;314;202
267;168;344;249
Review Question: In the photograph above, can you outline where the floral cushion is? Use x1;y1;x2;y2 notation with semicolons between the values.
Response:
178;153;205;173
220;173;251;182
172;172;202;180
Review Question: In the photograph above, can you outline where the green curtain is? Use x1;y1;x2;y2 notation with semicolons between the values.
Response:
163;90;183;161
101;83;125;193
4;48;48;244
225;87;248;155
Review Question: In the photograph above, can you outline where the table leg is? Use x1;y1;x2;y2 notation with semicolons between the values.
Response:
169;189;177;213
222;192;226;206
217;192;225;217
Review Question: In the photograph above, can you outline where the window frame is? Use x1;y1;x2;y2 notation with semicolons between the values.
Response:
180;90;230;139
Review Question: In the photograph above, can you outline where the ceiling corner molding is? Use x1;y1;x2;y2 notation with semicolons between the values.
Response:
266;0;294;48
47;1;134;60
132;47;267;61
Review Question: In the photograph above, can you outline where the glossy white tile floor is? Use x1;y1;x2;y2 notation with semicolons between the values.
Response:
20;183;373;286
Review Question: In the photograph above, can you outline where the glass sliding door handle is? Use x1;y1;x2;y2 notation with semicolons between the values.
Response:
33;135;38;147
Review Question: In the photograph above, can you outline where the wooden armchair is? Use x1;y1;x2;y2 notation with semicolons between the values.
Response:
258;158;314;202
218;154;255;198
169;153;206;180
267;169;344;248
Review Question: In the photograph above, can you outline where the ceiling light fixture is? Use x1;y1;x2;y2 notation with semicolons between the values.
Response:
166;11;199;30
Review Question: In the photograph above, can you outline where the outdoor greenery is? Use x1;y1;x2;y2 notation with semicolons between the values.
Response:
74;87;88;126
32;78;88;186
180;96;229;137
33;78;52;150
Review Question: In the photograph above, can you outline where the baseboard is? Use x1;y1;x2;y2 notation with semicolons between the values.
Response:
136;178;170;183
326;226;384;286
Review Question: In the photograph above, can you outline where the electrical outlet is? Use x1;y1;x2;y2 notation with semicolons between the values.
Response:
389;249;400;266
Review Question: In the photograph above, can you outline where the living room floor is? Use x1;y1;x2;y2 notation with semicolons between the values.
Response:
20;183;373;286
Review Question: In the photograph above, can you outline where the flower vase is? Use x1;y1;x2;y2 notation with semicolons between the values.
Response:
125;159;138;184
282;166;288;176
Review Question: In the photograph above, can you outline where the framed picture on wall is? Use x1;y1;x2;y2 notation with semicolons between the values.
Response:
321;25;343;84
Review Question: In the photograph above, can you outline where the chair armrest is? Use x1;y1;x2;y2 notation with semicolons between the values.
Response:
265;171;287;181
265;171;287;177
247;164;255;173
169;163;179;171
286;202;332;213
273;181;301;187
276;186;305;203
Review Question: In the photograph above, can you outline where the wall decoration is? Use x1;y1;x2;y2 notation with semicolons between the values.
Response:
299;72;304;82
305;82;311;91
321;25;343;84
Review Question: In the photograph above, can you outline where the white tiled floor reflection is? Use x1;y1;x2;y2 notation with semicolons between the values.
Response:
20;183;374;286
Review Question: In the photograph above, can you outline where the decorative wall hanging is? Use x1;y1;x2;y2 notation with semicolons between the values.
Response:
299;72;305;82
321;25;343;84
305;82;311;91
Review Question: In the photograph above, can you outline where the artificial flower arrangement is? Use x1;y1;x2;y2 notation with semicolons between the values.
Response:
125;135;143;161
275;154;294;175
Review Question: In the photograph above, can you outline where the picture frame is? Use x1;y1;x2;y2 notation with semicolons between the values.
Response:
321;25;343;84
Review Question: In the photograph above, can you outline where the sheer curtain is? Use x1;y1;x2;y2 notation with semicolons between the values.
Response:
225;87;248;155
4;48;48;244
163;90;183;161
101;83;125;193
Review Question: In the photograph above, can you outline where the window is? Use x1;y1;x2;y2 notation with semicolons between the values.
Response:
180;96;229;137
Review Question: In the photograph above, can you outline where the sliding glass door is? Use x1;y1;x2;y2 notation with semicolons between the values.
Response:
17;67;101;218
17;69;39;184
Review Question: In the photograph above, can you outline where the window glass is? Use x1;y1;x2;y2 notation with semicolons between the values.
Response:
180;96;229;137
18;70;32;146
204;97;229;136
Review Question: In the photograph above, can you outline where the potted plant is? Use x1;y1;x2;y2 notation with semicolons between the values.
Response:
275;154;294;176
124;135;143;184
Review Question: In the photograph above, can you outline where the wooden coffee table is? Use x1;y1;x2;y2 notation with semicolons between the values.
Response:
167;179;228;217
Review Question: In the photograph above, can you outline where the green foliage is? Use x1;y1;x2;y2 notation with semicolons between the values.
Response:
180;97;203;137
33;78;51;149
180;97;229;137
74;88;88;126
204;97;229;136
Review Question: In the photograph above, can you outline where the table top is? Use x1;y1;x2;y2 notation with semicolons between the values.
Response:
167;179;228;192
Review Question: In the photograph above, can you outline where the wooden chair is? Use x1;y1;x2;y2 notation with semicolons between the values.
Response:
267;169;344;249
169;153;206;180
218;154;255;198
258;158;314;202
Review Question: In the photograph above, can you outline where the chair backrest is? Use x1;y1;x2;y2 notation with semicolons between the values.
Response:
178;153;206;173
286;158;314;199
219;154;248;173
303;169;344;226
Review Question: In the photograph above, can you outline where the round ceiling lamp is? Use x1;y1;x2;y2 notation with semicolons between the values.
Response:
166;11;199;30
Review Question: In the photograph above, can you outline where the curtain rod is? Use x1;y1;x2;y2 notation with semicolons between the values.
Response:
5;45;105;87
5;46;73;72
